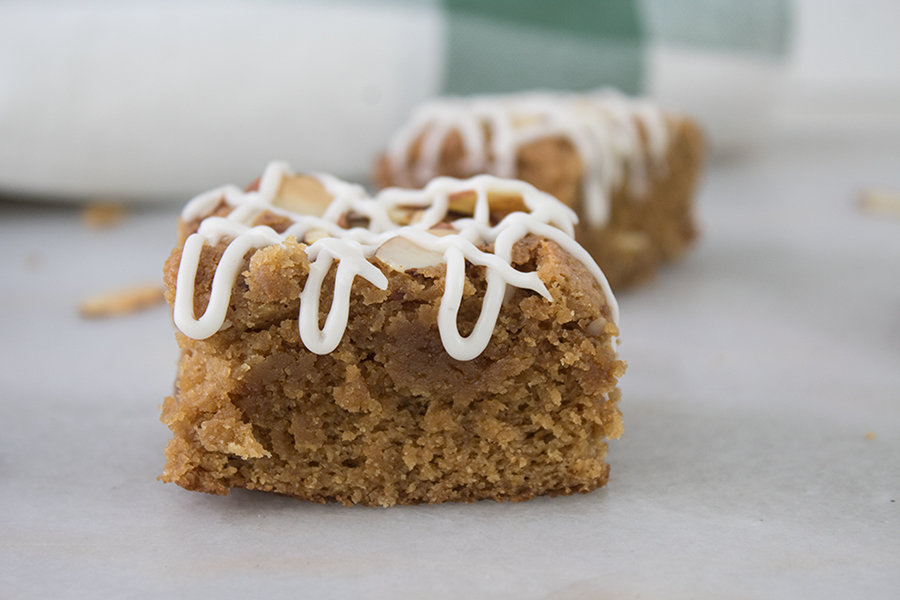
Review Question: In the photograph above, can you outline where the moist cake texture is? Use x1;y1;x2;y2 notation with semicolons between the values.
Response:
160;163;625;506
374;90;705;288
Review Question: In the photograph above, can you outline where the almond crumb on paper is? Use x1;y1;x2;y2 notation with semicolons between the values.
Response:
864;431;876;441
79;284;164;318
24;252;43;271
82;201;125;229
858;189;900;218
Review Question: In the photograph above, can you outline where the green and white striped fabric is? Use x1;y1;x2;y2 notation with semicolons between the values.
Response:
0;0;790;200
443;0;790;94
441;0;792;155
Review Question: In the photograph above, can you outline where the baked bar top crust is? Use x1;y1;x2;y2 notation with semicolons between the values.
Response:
376;90;684;227
373;90;705;289
170;164;618;360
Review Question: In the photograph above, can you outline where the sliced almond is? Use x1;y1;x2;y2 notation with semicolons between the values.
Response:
427;225;455;237
79;284;165;318
487;189;528;219
859;189;900;217
388;205;427;226
81;201;125;229
448;189;478;215
303;228;331;244
512;114;542;128
586;317;607;336
447;189;528;220
374;236;444;271
271;174;333;217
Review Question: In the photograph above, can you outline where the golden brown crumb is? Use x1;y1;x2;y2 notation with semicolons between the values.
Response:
858;189;900;218
865;431;877;441
81;201;125;229
160;218;625;506
79;283;164;318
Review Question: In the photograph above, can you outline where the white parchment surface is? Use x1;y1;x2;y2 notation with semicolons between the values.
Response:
1;131;898;599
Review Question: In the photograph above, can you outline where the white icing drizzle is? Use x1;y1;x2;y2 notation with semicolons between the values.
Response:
173;163;619;360
385;89;672;227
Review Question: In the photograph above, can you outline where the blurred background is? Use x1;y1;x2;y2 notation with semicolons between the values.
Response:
0;0;898;201
3;2;900;598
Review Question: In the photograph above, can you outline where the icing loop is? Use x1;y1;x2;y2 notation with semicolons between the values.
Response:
299;238;389;354
173;164;618;360
437;248;510;361
174;226;283;339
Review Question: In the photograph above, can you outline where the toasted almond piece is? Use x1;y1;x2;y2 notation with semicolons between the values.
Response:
448;189;477;215
613;230;651;254
82;201;125;229
388;205;427;226
488;189;529;219
427;226;455;237
447;189;528;220
859;189;900;218
272;174;333;216
304;228;330;244
374;236;444;270
79;284;165;318
512;113;542;128
586;317;607;336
